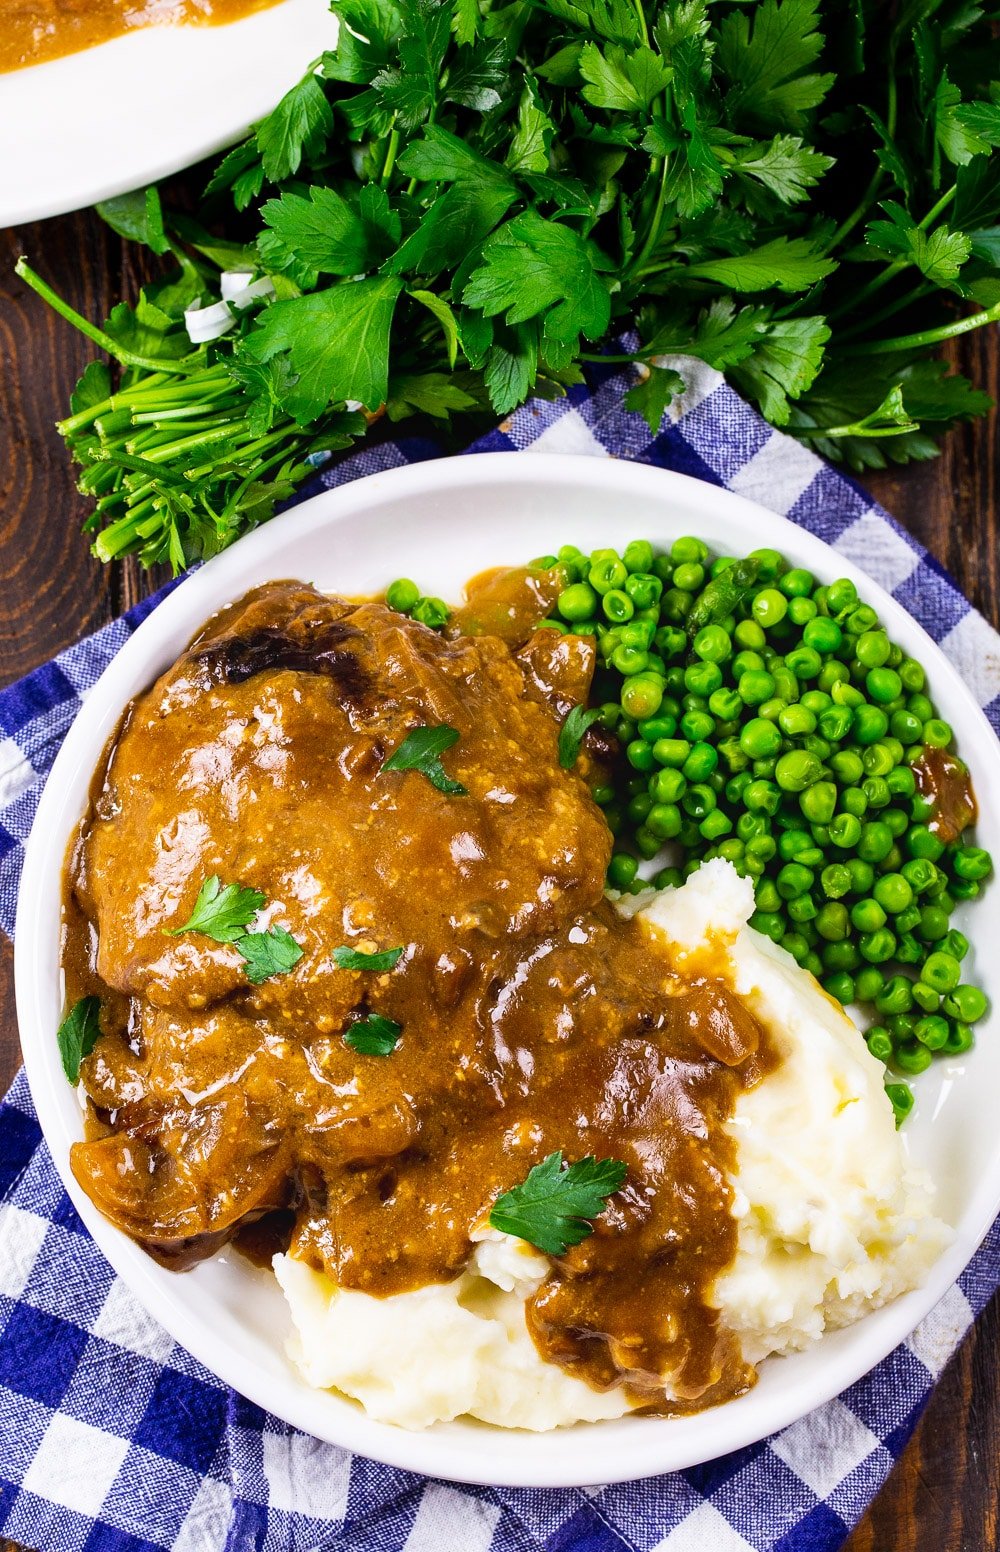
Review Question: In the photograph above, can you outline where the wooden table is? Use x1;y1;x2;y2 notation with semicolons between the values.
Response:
1;203;998;1552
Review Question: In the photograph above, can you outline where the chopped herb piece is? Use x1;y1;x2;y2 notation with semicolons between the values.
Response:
344;1013;403;1055
56;996;102;1085
381;724;467;794
489;1150;628;1256
558;704;604;769
332;944;405;972
237;925;304;984
169;875;266;943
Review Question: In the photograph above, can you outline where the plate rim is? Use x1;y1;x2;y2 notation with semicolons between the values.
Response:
14;451;1000;1487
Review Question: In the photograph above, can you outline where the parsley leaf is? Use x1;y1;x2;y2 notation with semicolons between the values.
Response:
623;361;685;432
463;211;613;344
559;703;605;768
261;185;401;276
255;71;334;184
237;926;305;984
489;1151;628;1256
97;187;170;255
57;996;103;1085
240;277;404;420
332;944;406;971
381;723;467;793
717;0;834;132
169;875;267;943
344;1013;403;1054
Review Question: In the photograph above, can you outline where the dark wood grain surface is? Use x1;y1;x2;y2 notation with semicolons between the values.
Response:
1;201;998;1552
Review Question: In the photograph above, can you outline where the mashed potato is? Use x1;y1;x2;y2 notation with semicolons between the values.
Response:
275;859;950;1430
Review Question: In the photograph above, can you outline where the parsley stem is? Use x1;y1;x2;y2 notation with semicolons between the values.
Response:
628;155;670;282
380;126;401;187
828;186;958;320
837;280;933;341
840;299;1000;355
15;259;201;376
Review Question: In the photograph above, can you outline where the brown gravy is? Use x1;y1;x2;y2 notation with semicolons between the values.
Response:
914;745;978;843
0;0;277;73
62;578;774;1411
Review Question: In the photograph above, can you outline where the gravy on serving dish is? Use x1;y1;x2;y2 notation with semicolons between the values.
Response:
62;577;775;1412
0;0;277;73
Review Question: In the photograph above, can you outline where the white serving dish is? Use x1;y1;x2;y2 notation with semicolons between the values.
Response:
0;0;337;229
15;453;1000;1487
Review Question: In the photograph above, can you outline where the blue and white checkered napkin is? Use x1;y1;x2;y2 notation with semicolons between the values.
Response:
2;356;1000;1552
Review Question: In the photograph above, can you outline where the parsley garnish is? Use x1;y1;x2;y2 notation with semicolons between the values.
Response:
558;704;603;770
237;926;305;984
332;944;405;972
169;874;303;984
381;725;467;795
169;875;267;943
489;1151;628;1256
57;996;102;1085
344;1013;403;1055
21;0;1000;573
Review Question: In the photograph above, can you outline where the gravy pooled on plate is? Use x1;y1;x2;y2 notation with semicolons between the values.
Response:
62;578;774;1411
1;0;276;73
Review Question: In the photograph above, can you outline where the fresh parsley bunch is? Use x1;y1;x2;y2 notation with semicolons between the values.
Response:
18;0;1000;571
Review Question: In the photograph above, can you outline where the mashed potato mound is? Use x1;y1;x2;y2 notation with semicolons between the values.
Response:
275;859;950;1430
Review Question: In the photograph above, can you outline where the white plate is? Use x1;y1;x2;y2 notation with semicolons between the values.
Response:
0;0;337;229
15;453;1000;1488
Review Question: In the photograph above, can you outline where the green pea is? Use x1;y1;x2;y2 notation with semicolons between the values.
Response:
623;540;655;573
867;1026;894;1062
744;778;781;815
776;704;814;738
802;616;842;654
670;535;707;564
752;588;788;628
683;742;719;781
627;792;654;824
820;862;852;899
907;823;945;863
914;1014;950;1050
634;824;662;859
673;561;705;592
747;835;777;862
866;666;902;703
607;853;639;890
830;749;864;785
557;581;598;622
653;865;685;891
646;802;682;839
816;706;852;742
738;718;782;760
873;873;914;914
896;931;923;965
800;781;837;825
852;896;887;932
942;928;969;962
825;971;856;1003
953;845;992;881
625;573;663;611
824;812;860;851
385;577;420;613
692;624;732;663
751;911;785;942
602;587;634;623
774;750;822;791
912;980;939;1013
816;901;850;941
590;556;628;595
826;578;858;616
823;939;861;971
858;821;893;862
944;1021;975;1055
876;975;914;1015
777;862;815;899
621;677;664;721
784;645;823;680
883;807;909;837
853;704;890;745
916;904;950;942
898;658;925;692
860;928;896;963
856;965;886;1000
612;644;650;677
778;567;814;598
781;931;811;964
739;670;776;706
653;737;693;771
942;984;988;1023
788;894;818;923
700;809;732;841
923;718;953;748
412;596;450;628
626;738;656;772
922;951;961;993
